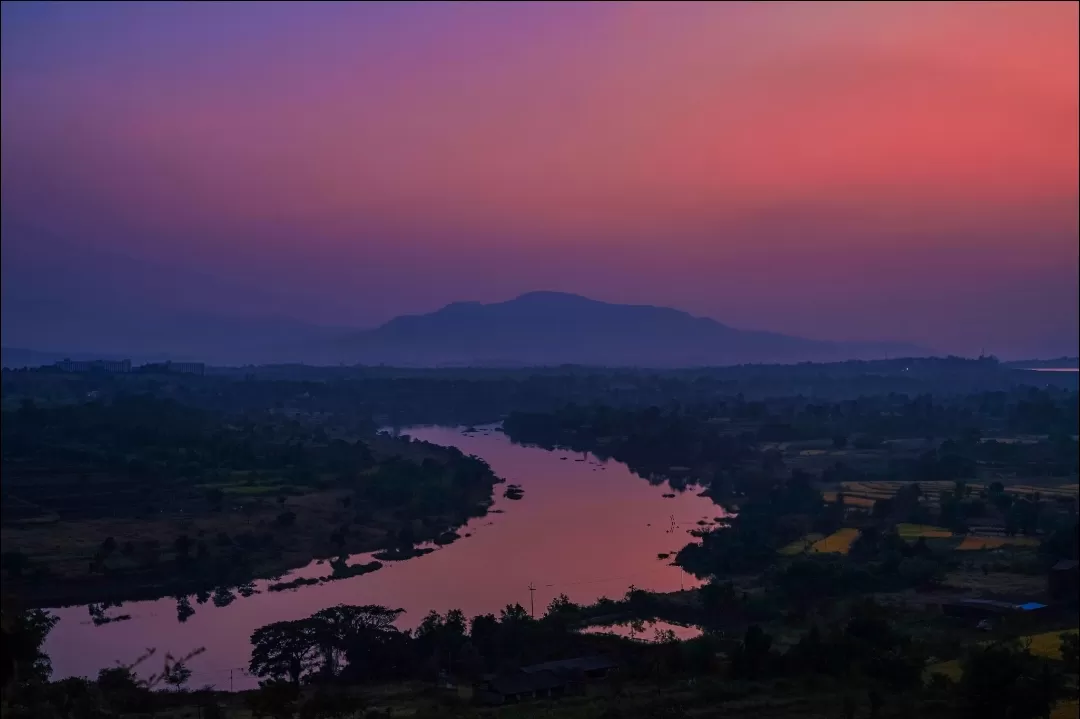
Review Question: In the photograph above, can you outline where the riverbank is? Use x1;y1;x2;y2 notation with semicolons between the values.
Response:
4;431;504;608
42;426;717;687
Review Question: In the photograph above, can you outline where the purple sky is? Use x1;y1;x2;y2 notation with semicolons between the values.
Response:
2;2;1077;358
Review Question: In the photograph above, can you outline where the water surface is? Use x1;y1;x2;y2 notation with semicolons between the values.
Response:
45;426;720;689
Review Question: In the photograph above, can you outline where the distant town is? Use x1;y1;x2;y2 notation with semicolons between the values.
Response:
54;358;206;375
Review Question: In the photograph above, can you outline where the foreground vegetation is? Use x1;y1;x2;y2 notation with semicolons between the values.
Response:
3;586;1078;718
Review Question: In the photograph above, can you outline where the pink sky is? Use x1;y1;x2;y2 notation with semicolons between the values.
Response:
2;1;1077;357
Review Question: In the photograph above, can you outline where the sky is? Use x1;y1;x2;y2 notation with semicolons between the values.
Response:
2;1;1078;358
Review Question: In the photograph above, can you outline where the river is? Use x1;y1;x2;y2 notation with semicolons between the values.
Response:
44;425;722;690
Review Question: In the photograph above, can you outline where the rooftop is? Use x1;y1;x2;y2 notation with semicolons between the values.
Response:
486;670;565;696
520;655;618;675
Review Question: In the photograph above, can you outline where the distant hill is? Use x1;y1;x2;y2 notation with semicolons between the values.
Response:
330;292;927;368
0;347;161;369
1003;357;1080;369
0;219;349;366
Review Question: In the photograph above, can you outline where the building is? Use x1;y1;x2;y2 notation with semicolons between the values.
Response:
519;655;619;680
138;361;206;375
56;358;131;373
474;670;568;704
167;361;206;375
939;598;1046;624
474;655;618;705
1049;560;1080;602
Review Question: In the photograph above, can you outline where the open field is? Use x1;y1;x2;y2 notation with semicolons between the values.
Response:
925;629;1078;683
821;491;875;508
896;523;952;539
810;528;859;554
836;480;1079;507
779;534;824;555
926;658;963;681
957;535;1040;550
1051;700;1079;719
1026;628;1079;660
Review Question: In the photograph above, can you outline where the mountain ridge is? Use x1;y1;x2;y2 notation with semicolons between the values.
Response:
333;292;928;367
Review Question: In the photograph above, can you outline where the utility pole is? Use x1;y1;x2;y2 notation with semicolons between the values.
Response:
229;668;233;692
528;582;536;617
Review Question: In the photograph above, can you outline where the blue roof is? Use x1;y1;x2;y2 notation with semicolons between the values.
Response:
1017;602;1046;611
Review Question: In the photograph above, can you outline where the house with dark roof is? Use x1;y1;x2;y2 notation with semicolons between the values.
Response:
520;655;619;679
939;598;1046;627
473;655;618;705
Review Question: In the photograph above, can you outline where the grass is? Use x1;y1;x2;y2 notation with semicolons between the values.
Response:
779;534;824;555
926;658;962;681
810;528;859;554
956;535;1040;551
896;523;952;539
925;629;1078;683
1051;700;1079;719
838;479;1079;501
822;491;875;508
1025;629;1078;660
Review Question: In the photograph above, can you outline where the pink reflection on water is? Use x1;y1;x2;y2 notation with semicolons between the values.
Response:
45;426;721;689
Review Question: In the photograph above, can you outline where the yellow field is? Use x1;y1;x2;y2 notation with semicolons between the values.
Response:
897;523;952;539
822;491;875;508
811;528;859;554
926;659;962;681
1050;700;1078;719
926;629;1078;683
957;535;1040;551
779;534;824;555
838;480;1079;505
1025;629;1078;660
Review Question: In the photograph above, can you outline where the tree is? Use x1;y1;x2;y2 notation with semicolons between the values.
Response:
205;488;224;511
3;607;58;684
699;579;736;615
868;687;883;719
499;603;530;624
456;641;485;682
310;604;405;678
1060;632;1079;674
246;680;299;719
250;619;321;685
728;625;775;680
97;666;150;713
162;658;191;692
174;534;192;563
959;640;1069;719
176;596;195;623
1;550;29;579
544;594;579;625
1040;521;1079;561
468;613;499;661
